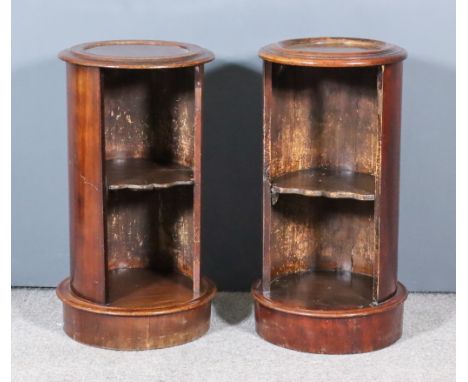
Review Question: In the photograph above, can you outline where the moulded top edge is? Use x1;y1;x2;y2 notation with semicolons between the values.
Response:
259;37;407;67
59;40;215;69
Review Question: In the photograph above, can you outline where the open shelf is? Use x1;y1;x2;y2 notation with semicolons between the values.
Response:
267;270;374;310
106;158;193;191
271;168;375;201
107;268;198;309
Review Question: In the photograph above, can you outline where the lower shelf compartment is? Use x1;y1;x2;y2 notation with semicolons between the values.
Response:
252;278;408;354
265;270;375;310
57;274;216;350
107;268;202;309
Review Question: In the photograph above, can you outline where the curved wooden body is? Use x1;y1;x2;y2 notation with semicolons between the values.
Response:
253;281;407;354
256;38;407;353
58;278;215;350
58;41;214;349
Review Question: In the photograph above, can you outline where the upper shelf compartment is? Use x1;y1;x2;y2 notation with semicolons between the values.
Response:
271;168;375;201
106;158;193;191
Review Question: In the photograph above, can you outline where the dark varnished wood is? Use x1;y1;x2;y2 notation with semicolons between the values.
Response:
192;65;204;294
59;40;214;69
271;168;375;201
259;37;406;67
376;63;403;302
58;41;214;350
253;280;407;354
57;277;215;350
254;37;406;354
262;61;273;291
267;270;374;310
106;159;193;190
67;64;107;304
107;268;202;309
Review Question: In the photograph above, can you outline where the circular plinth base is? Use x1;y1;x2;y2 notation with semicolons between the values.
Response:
252;280;407;354
57;277;216;350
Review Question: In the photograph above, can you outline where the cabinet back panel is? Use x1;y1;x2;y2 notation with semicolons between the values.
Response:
102;68;195;167
269;65;379;178
270;195;375;279
106;188;193;276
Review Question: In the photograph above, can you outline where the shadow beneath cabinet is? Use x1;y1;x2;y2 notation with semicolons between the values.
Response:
212;292;253;326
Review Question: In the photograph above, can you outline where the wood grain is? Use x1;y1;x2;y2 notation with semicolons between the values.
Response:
256;37;406;353
271;168;375;201
269;65;379;178
192;65;203;294
267;270;374;310
106;188;194;276
59;41;214;350
253;281;407;354
59;40;214;69
259;37;406;67
106;158;193;190
57;277;216;350
375;63;403;302
107;268;198;308
270;196;375;279
102;68;195;167
267;65;379;282
67;64;107;304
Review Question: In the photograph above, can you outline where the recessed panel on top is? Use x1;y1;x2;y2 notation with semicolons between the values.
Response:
259;37;406;67
85;42;191;59
59;40;214;68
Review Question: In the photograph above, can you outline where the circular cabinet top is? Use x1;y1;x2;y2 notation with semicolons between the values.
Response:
59;40;214;69
259;37;406;67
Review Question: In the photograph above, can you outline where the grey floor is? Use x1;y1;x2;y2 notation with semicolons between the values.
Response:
12;289;455;382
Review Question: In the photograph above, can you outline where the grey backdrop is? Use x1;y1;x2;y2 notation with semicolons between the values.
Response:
12;0;455;291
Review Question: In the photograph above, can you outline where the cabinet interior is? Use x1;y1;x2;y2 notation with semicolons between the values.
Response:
267;64;382;307
101;68;197;304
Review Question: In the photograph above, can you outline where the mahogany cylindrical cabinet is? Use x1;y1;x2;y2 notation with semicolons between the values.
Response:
56;40;216;350
252;38;408;354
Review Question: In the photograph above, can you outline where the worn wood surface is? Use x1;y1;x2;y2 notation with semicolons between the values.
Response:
59;40;214;69
259;37;406;67
106;187;194;276
270;196;375;280
67;64;107;304
266;64;379;282
375;63;403;302
271;168;375;201
253;281;407;354
102;68;195;166
262;61;273;291
57;277;215;350
269;65;379;178
107;268;199;308
59;41;214;350
256;37;406;353
106;158;193;190
192;65;203;294
102;65;198;282
267;270;374;310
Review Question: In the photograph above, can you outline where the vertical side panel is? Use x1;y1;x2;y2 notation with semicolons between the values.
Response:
262;61;273;292
193;65;203;295
67;64;107;303
376;63;403;302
